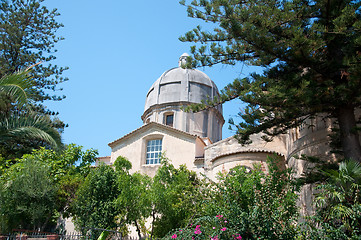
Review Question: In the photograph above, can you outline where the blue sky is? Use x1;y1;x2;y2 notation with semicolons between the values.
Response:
43;0;257;157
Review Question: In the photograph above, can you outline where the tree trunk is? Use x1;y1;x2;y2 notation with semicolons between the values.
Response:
150;209;155;239
135;220;142;240
40;213;51;232
337;106;361;162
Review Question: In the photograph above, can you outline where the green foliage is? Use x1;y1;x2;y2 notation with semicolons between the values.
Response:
56;173;83;218
180;0;361;162
302;160;361;239
70;156;152;238
115;156;152;238
11;144;97;181
72;163;119;236
152;157;203;238
164;157;299;240
35;144;98;218
0;144;97;232
0;158;57;232
0;155;12;176
114;155;132;172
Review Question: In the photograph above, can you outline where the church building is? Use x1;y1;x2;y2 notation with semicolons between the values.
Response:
97;53;334;188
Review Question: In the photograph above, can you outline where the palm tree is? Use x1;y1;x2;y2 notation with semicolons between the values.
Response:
0;70;62;157
313;160;361;238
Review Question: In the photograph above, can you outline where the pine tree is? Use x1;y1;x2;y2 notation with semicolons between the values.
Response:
180;0;361;162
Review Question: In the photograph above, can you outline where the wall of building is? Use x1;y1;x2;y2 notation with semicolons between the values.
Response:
206;152;271;180
203;133;287;180
142;103;224;143
286;115;335;174
110;125;198;178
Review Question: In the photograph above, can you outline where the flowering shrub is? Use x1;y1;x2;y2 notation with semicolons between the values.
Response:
163;156;299;240
152;158;204;237
163;215;242;239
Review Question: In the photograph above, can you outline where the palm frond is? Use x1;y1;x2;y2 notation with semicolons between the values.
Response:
330;204;353;220
0;70;33;107
0;113;62;149
339;161;361;180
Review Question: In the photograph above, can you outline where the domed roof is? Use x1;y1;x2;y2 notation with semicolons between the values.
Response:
144;53;220;112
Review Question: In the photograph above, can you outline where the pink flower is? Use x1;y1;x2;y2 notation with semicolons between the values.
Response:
212;227;216;229
221;227;227;231
216;215;223;219
234;234;242;239
211;235;219;240
194;225;202;234
171;234;177;239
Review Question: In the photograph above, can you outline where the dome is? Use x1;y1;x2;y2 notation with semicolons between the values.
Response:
143;53;220;113
141;53;224;143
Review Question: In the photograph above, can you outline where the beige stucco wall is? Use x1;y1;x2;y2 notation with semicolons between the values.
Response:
95;156;111;166
195;138;206;158
205;134;286;162
110;124;198;178
59;216;79;234
285;115;338;217
287;116;335;171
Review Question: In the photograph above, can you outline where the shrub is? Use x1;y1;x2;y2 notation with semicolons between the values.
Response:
163;156;300;240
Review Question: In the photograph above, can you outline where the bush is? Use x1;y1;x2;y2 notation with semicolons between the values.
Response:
163;156;300;240
72;164;119;236
0;158;57;232
152;158;203;238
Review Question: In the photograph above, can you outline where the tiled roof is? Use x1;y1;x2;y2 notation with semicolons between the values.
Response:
108;122;198;147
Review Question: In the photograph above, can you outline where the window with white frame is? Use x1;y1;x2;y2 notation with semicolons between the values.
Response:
146;139;162;164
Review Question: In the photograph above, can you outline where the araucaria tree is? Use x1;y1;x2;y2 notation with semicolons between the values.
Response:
180;0;361;162
0;0;67;103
